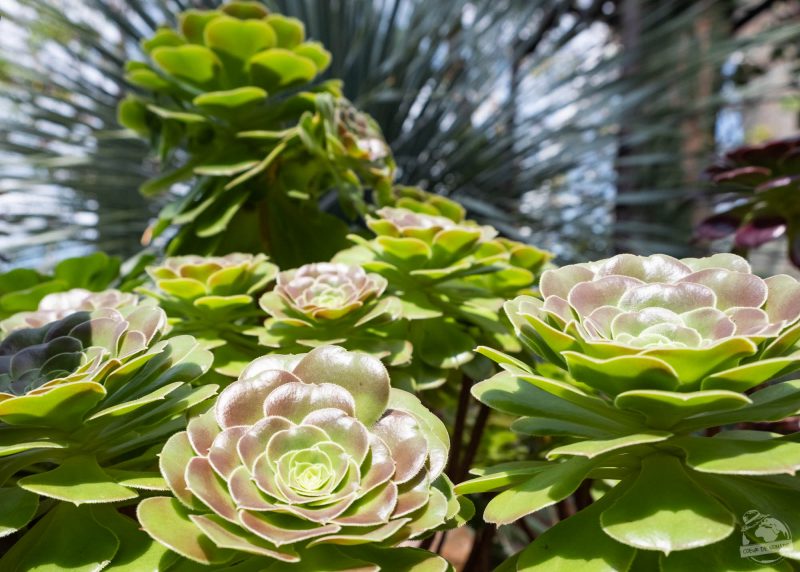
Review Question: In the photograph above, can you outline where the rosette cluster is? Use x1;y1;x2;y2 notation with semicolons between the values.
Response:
696;136;800;267
0;288;139;336
0;305;215;567
119;1;395;262
258;263;408;365
143;253;277;377
461;253;800;570
336;190;551;390
139;346;468;570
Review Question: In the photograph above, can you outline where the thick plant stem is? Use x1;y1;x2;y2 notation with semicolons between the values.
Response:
455;403;490;483
447;373;472;479
463;525;496;572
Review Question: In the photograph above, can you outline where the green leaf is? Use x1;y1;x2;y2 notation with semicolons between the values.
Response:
660;530;795;572
484;456;598;524
547;431;672;460
377;236;432;266
193;87;267;109
600;454;735;553
117;96;150;135
701;356;800;392
691;472;800;561
0;382;106;430
615;389;750;429
642;338;758;389
137;497;234;565
152;45;220;85
0;487;38;537
475;345;532;373
0;503;120;572
357;546;453;572
563;351;680;395
18;455;138;504
88;382;184;420
146;104;207;124
92;505;179;572
249;49;317;92
676;436;800;475
104;469;168;491
412;319;475;369
157;277;207;299
141;28;186;53
266;15;305;48
179;10;222;44
677;380;800;431
293;42;331;72
516;483;636;572
204;18;277;60
471;372;634;436
455;460;549;494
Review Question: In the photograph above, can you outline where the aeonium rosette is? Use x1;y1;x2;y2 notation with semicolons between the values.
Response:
335;202;551;391
142;253;278;378
461;253;800;570
0;288;140;336
257;263;409;365
0;306;215;568
507;252;800;395
139;345;470;570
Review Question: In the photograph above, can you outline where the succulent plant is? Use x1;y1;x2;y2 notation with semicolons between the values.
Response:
0;288;140;336
336;197;551;390
120;1;395;266
0;253;120;320
696;136;800;267
0;306;215;568
138;345;470;570
459;252;800;570
506;252;800;393
257;263;409;365
142;253;277;378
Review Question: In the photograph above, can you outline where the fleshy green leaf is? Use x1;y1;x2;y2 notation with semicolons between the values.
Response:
249;49;317;92
547;431;672;460
455;460;549;494
0;382;106;430
600;454;735;552
0;487;38;537
484;456;597;524
152;45;221;85
517;483;636;572
18;455;138;504
0;503;120;572
615;389;750;429
193;87;267;109
137;496;234;565
204;18;277;60
676;436;800;475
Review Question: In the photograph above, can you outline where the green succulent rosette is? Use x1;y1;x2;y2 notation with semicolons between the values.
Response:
138;345;470;571
0;288;140;337
120;1;395;265
257;262;410;366
0;253;120;320
459;253;800;570
141;253;277;378
0;307;215;569
507;252;800;393
337;203;551;390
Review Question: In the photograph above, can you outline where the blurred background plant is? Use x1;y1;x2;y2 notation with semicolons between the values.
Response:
2;0;798;271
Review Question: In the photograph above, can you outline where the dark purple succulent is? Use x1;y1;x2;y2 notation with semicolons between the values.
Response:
696;136;800;266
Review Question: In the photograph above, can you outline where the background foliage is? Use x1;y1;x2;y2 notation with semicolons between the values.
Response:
1;0;798;268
